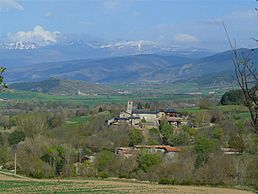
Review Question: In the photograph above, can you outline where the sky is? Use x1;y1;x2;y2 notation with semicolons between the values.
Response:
0;0;257;51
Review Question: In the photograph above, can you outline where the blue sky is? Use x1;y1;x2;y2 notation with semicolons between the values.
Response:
0;0;257;51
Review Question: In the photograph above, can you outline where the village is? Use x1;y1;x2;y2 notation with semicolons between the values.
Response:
105;101;240;160
108;101;188;128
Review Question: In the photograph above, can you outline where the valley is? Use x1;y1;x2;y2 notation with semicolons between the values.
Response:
0;1;257;193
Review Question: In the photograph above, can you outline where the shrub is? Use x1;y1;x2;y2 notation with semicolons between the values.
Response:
212;127;224;141
158;178;176;185
95;150;114;172
139;152;163;172
99;171;109;179
228;135;245;152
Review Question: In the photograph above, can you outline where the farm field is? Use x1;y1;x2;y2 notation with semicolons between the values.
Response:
0;174;253;194
0;81;232;107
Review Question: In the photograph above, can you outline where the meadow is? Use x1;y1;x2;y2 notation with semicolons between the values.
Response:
0;174;253;194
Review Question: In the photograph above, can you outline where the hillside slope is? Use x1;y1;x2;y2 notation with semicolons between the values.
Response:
4;48;258;85
6;54;191;83
9;78;113;95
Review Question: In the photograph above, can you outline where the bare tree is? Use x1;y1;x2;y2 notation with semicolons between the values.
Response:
224;24;258;133
0;67;7;91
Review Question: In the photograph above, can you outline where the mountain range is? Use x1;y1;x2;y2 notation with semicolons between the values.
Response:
1;39;257;86
0;40;213;68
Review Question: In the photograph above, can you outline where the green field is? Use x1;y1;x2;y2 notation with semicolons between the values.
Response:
0;91;194;108
0;178;253;194
0;81;234;108
0;180;120;193
64;115;92;127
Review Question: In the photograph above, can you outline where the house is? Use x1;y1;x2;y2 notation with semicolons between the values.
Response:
221;148;242;155
115;145;182;159
115;147;137;158
134;145;182;153
108;101;185;127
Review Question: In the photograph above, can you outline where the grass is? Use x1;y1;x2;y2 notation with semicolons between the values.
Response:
64;115;92;129
0;180;121;193
0;178;253;194
0;82;234;108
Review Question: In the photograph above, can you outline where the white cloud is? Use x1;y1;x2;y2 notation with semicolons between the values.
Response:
173;33;198;43
7;26;60;45
0;0;24;11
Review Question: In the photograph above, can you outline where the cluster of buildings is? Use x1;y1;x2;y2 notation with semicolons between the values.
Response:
115;145;182;159
108;101;187;128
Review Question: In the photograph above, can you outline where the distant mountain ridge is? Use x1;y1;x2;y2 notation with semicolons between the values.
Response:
0;39;214;69
9;78;114;95
2;45;258;87
5;54;192;83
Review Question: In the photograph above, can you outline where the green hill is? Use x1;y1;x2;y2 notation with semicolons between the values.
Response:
9;78;113;95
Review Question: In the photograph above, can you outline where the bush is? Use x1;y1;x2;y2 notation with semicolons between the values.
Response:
228;135;245;152
212;127;224;141
158;178;176;185
95;150;114;172
99;171;109;179
139;152;163;172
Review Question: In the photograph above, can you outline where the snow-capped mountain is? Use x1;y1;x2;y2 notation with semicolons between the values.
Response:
0;41;38;50
62;40;100;48
0;39;214;58
99;40;180;56
0;39;215;70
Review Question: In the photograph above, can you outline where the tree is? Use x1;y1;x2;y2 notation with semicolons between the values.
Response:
220;89;244;105
95;150;114;174
193;111;211;128
160;123;173;143
0;67;7;91
14;112;49;137
194;136;215;168
137;102;143;110
129;128;144;146
138;151;163;172
224;24;258;133
8;130;26;146
212;127;224;141
168;131;190;146
228;135;245;152
144;102;151;109
199;97;209;109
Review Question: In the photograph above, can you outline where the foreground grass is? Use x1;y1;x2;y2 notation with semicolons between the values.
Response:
0;180;123;193
0;174;254;194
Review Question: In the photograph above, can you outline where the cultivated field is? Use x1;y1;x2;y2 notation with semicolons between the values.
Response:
0;174;253;194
